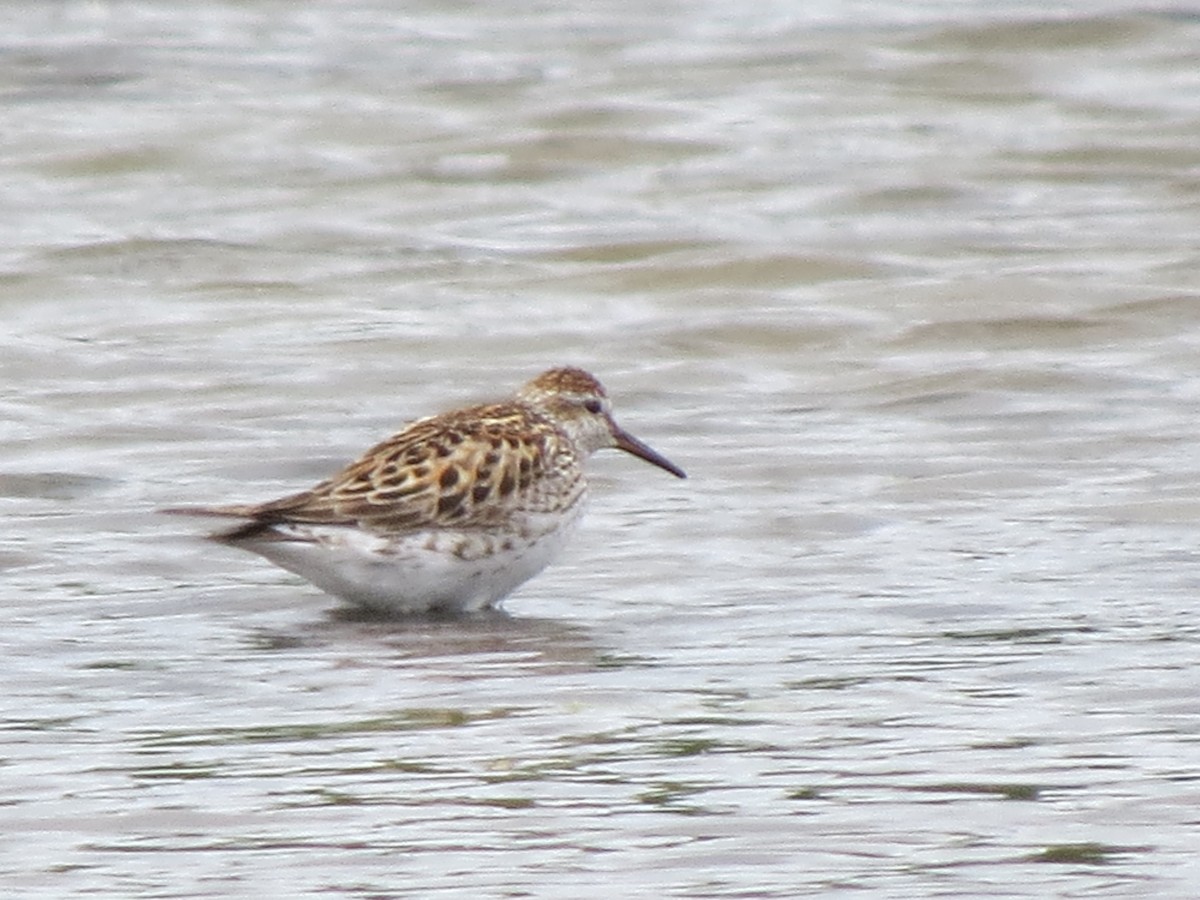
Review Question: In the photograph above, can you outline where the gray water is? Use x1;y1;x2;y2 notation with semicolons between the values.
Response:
3;1;1200;896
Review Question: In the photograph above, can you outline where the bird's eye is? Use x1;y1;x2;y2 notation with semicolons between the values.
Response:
583;399;603;414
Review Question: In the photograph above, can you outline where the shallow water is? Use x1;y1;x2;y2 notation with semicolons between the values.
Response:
4;1;1200;896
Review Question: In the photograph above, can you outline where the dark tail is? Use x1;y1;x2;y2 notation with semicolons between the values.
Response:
159;505;280;544
159;504;262;519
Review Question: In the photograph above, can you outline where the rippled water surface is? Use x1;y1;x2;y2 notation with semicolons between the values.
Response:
4;1;1200;896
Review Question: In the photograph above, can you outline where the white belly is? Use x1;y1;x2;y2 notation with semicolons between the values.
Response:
230;508;582;615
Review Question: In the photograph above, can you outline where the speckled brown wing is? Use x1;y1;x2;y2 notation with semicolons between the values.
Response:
241;402;574;533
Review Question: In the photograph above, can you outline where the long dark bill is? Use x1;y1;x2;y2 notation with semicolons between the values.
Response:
612;426;687;479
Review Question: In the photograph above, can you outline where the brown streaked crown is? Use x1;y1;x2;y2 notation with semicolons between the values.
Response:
517;367;609;405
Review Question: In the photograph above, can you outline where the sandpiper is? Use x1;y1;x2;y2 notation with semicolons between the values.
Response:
165;367;685;615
